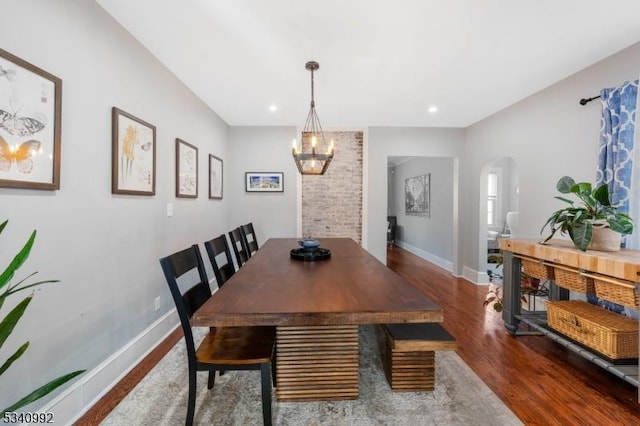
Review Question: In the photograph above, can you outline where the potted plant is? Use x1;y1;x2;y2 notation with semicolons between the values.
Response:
1;220;84;416
540;176;634;251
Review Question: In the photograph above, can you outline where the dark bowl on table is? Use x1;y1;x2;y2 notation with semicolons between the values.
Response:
298;238;320;252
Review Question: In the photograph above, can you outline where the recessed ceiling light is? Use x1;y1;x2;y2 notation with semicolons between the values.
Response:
269;104;278;112
428;106;438;113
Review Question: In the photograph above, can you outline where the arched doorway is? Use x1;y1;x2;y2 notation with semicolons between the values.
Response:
479;157;519;282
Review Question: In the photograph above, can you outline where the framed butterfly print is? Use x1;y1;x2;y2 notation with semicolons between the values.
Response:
111;107;156;195
0;48;62;190
176;138;198;198
209;154;222;200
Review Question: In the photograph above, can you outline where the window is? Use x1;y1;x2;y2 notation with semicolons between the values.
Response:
487;171;498;226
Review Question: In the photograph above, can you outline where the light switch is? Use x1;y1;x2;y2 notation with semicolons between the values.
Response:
166;203;173;217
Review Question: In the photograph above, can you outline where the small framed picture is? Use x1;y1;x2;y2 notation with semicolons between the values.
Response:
176;138;198;198
0;48;62;190
112;107;156;195
209;154;222;199
245;172;284;192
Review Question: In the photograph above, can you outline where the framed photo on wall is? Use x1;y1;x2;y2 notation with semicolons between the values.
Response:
176;138;198;198
245;172;284;192
0;48;62;190
111;107;156;195
209;154;223;199
405;173;430;217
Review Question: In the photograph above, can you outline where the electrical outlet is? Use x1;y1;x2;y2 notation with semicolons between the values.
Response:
154;296;160;312
166;203;173;217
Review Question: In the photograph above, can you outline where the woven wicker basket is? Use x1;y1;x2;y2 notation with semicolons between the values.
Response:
582;273;639;309
518;256;554;280
547;300;638;359
552;264;594;294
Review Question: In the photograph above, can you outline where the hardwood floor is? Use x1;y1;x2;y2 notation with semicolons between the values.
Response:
387;245;640;426
76;245;640;425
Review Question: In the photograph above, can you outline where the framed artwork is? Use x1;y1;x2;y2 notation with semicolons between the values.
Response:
405;173;430;217
209;154;223;199
176;138;198;198
111;107;156;195
245;172;284;192
0;48;62;190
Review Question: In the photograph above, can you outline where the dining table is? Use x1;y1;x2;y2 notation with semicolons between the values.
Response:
192;237;443;402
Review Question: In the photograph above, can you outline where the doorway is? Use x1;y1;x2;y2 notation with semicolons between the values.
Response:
480;157;519;281
387;156;456;272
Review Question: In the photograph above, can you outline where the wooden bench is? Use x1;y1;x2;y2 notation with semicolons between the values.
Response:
381;323;457;391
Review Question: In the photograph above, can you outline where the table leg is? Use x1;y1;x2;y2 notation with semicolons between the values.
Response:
275;325;359;401
502;251;522;334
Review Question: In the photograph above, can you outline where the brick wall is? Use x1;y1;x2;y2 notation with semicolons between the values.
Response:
302;131;363;243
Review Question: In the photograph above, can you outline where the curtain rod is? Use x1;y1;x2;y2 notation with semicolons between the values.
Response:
579;95;600;105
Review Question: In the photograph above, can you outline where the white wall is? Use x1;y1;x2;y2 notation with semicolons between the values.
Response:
388;157;454;270
0;0;229;418
462;41;640;272
227;126;298;240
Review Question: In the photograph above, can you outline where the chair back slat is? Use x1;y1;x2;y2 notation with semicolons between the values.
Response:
229;227;249;266
160;244;212;322
240;223;259;257
165;245;199;277
182;280;213;317
204;234;236;288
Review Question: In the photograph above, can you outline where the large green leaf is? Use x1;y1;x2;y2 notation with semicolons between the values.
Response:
593;184;611;206
571;222;593;251
0;230;36;292
0;220;7;235
572;182;592;195
0;370;85;415
556;176;575;193
608;217;634;235
0;341;29;376
0;296;31;350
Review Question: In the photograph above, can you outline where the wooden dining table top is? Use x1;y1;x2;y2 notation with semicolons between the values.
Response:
192;237;443;327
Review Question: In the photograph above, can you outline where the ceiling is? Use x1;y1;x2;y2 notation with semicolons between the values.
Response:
96;0;640;128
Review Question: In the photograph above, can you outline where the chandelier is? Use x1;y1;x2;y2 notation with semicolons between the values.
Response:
291;61;334;175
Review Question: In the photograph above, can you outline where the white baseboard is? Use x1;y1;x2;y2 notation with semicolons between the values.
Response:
395;240;453;272
36;308;179;426
462;266;491;285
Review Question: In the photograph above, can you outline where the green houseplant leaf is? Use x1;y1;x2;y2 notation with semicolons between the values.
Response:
1;370;85;416
0;226;36;294
0;296;31;350
0;342;29;376
556;176;575;193
570;222;593;251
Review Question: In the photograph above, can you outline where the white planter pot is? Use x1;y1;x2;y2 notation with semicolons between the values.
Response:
588;224;622;252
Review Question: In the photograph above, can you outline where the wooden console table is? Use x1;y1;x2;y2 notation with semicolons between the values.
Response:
498;238;640;399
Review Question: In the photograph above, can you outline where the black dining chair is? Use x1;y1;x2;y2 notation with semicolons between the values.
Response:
241;222;259;257
159;245;275;426
229;227;249;267
204;234;235;288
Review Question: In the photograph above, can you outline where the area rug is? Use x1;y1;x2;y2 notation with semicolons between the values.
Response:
102;326;522;425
